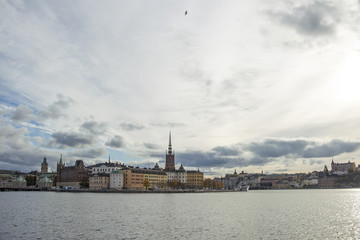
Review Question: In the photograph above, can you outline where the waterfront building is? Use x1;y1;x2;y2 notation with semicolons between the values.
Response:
38;176;53;188
123;167;167;190
89;173;110;190
90;157;123;174
123;168;145;190
110;170;124;189
41;157;48;174
0;175;27;188
57;157;90;188
186;170;204;189
331;159;356;175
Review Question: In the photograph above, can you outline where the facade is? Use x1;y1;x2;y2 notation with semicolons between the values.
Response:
89;173;110;190
90;159;122;174
41;157;48;174
123;167;167;190
331;159;356;175
57;158;90;188
38;176;53;188
186;170;204;189
0;176;27;188
123;168;145;190
110;170;124;189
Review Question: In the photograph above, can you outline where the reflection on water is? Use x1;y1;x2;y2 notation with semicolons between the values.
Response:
1;189;360;239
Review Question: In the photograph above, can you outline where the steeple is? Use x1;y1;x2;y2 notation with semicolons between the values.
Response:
108;155;111;163
168;131;172;155
165;131;175;171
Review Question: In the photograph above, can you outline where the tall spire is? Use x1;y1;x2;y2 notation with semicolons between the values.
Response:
108;154;111;163
168;131;172;155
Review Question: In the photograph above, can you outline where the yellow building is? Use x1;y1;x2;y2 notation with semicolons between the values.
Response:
89;173;110;190
123;168;167;190
187;170;204;189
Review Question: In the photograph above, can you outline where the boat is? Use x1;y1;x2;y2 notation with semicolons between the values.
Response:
234;184;249;192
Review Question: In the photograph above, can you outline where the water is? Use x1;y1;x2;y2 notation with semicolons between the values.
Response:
1;189;360;239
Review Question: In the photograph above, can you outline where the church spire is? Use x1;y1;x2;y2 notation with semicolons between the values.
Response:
168;131;172;155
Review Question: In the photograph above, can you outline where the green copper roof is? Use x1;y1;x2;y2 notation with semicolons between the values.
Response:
38;176;53;183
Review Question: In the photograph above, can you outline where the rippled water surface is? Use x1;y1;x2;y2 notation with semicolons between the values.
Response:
1;189;360;239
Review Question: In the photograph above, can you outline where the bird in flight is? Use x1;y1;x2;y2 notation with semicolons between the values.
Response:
185;11;188;15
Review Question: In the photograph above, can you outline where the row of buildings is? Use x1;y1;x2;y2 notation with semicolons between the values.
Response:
216;159;360;190
39;132;204;190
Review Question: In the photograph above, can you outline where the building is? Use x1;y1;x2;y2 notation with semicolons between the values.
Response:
41;157;48;174
38;176;53;188
123;167;167;190
90;157;123;174
57;157;90;188
186;170;204;189
0;176;27;188
123;168;145;190
89;173;110;190
110;170;124;189
331;159;356;175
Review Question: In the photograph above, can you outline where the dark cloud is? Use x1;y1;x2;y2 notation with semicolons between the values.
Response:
81;121;107;135
38;94;73;119
303;139;360;158
246;139;308;158
212;146;240;156
11;104;33;122
246;138;360;159
120;123;145;131
50;131;95;148
144;142;159;150
105;135;124;148
268;2;339;37
68;148;106;158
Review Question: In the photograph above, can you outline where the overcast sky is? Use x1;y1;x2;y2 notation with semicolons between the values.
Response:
1;0;360;176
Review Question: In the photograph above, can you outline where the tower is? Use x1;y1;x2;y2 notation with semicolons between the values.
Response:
165;131;175;171
57;154;65;182
41;157;48;174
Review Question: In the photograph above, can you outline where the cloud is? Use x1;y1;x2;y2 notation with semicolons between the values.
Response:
245;139;308;158
246;138;360;159
212;146;241;156
144;142;159;150
11;104;33;122
38;94;73;119
81;121;107;135
49;131;95;148
105;135;124;148
150;122;185;128
303;139;360;158
0;120;58;171
120;122;145;131
268;1;339;37
68;147;107;158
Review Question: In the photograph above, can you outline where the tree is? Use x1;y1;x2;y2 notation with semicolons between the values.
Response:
144;179;150;190
25;175;37;186
203;178;212;189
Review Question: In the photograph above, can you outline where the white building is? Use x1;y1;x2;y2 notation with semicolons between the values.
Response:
110;170;124;189
92;162;121;174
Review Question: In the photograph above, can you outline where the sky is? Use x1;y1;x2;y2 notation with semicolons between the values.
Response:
1;0;360;176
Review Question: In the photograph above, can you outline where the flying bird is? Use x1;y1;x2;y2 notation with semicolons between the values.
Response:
185;11;188;15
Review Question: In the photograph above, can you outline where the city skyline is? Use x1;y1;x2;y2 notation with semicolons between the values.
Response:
1;1;360;176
